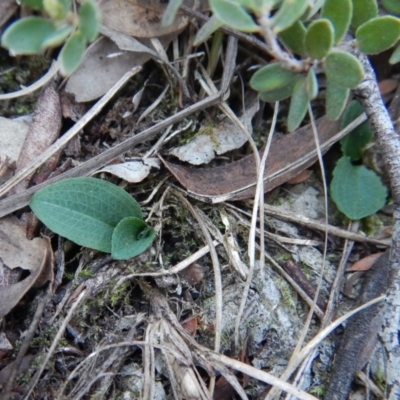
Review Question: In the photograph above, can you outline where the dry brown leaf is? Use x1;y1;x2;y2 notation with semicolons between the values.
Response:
161;116;340;202
0;117;30;184
348;253;385;272
0;216;53;318
379;79;398;96
66;35;156;102
286;169;313;185
11;82;61;194
100;0;203;38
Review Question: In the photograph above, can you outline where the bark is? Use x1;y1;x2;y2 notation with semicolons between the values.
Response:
353;49;400;400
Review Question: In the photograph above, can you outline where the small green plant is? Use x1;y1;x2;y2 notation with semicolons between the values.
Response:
330;100;387;219
184;0;400;130
1;0;100;75
29;177;156;260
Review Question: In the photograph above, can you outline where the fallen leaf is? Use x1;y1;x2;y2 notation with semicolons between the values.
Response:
65;28;168;102
100;0;203;38
348;252;385;272
0;216;53;318
12;82;61;193
0;117;29;184
286;169;313;184
94;158;160;182
379;79;398;96
161;116;340;202
170;95;259;165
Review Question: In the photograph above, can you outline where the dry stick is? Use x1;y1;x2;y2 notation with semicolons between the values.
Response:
23;290;87;400
353;50;400;400
173;191;223;396
2;285;52;400
234;102;279;349
0;67;141;198
225;202;390;247
0;92;222;218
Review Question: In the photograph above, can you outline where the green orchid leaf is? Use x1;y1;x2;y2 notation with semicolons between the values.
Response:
271;0;309;33
326;79;349;120
350;0;377;31
194;15;224;46
279;20;306;55
30;177;143;253
210;0;260;32
356;16;400;54
58;31;86;76
41;25;73;48
250;62;298;92
390;43;400;64
340;100;373;161
306;67;318;100
78;0;100;42
288;76;309;132
382;0;400;15
305;19;334;59
330;156;387;220
321;0;352;44
325;50;364;88
112;217;156;260
1;17;57;54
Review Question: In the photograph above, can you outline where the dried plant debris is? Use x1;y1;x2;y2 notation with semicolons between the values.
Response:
0;216;53;318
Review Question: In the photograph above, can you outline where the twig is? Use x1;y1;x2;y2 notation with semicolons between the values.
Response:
353;49;400;400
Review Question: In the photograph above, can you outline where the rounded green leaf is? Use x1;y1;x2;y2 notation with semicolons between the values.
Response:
43;0;70;19
78;0;100;42
356;16;400;55
340;100;373;161
305;19;334;59
321;0;352;44
390;43;400;64
29;177;143;253
306;67;318;100
288;76;308;132
250;62;298;92
326;79;349;120
112;217;156;260
210;0;260;32
1;17;57;55
41;25;73;48
259;76;300;102
350;0;377;31
58;31;86;76
330;156;387;220
382;0;400;15
271;0;309;33
325;50;364;88
279;20;307;55
20;0;44;10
